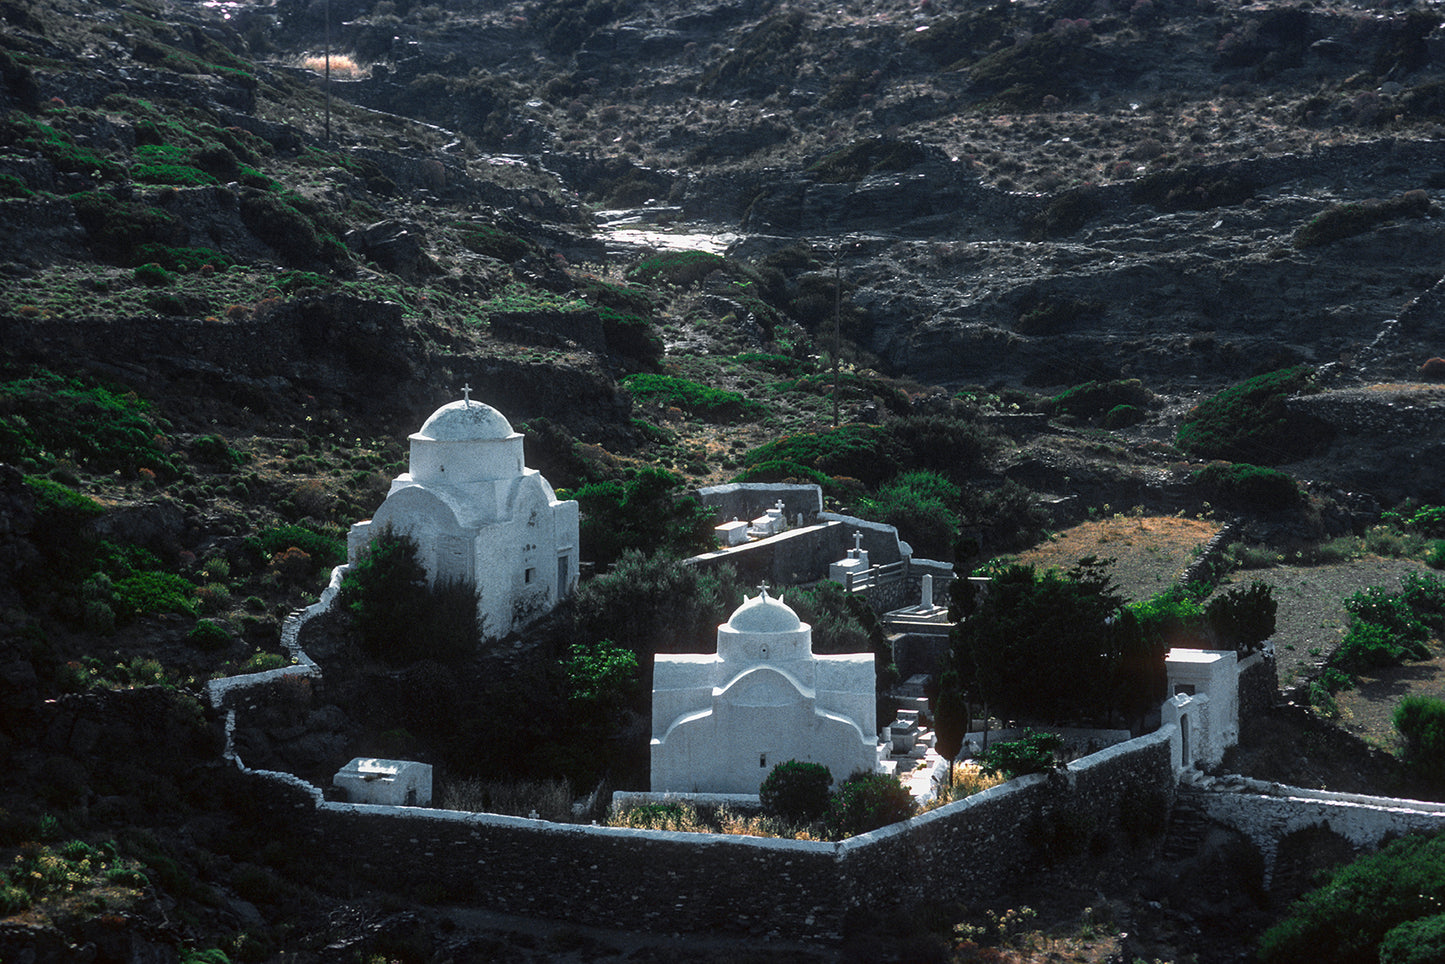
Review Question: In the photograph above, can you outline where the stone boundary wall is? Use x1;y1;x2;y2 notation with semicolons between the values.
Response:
1180;521;1240;586
686;521;847;588
1237;649;1278;724
206;565;346;710
224;727;1177;941
695;483;824;526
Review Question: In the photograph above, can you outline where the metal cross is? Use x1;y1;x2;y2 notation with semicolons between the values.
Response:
461;383;472;406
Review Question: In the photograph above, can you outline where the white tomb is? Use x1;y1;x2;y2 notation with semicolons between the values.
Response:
829;530;870;585
347;391;580;640
650;586;878;794
333;757;432;806
714;517;750;547
747;499;788;539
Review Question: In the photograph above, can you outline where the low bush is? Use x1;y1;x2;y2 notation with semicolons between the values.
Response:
759;760;833;823
69;191;186;265
824;771;916;838
1394;696;1445;786
1205;581;1277;654
740;424;904;489
1344;585;1431;650
620;373;765;422
457;222;535;262
1257;830;1445;964
1132;165;1256;212
1294;190;1434;248
626;250;727;288
133;262;172;286
338;528;480;663
1016;297;1105;336
1192;462;1301;511
241;524;346;572
1379;914;1445;964
1042;378;1148;420
186;619;232;651
568;468;716;568
857;469;961;560
976;729;1063;779
1178;366;1324;464
1332;619;1426;674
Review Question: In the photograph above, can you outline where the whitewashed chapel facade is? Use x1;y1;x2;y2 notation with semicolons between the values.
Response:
347;393;579;639
651;587;878;794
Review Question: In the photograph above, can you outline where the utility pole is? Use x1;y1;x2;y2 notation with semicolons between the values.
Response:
832;243;842;428
324;0;332;142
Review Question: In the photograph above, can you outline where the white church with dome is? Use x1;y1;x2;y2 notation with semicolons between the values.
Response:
650;587;878;794
346;392;579;640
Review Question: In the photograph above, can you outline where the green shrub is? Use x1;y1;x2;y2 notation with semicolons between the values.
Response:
626;250;728;288
1129;585;1207;651
133;262;172;286
1295;191;1433;248
1380;914;1445;964
191;434;246;469
242;524;345;570
1103;404;1145;428
1016;298;1105;337
112;571;196;619
338;528;480;663
1382;503;1445;539
759;760;833;823
1344;585;1431;650
0;369;176;476
457;223;534;262
1177;366;1322;464
620;374;764;423
569;467;716;567
1205;580;1277;654
977;729;1064;779
1332;620;1421;674
1394;696;1445;785
740;424;904;489
132;243;232;273
857;470;961;560
239;190;347;269
1041;379;1149;420
824;771;915;838
1192;462;1302;510
6;115;121;178
1257;830;1445;964
187;619;232;651
729;459;831;487
69;191;186;265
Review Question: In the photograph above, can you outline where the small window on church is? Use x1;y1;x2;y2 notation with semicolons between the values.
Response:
759;753;767;768
1175;683;1195;696
525;567;536;584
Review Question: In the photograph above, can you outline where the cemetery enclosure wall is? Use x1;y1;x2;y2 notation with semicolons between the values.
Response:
231;728;1177;942
838;727;1177;910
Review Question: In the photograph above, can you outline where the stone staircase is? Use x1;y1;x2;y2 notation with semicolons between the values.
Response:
1160;786;1212;861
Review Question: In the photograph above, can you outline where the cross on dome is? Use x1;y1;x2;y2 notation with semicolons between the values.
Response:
461;383;473;406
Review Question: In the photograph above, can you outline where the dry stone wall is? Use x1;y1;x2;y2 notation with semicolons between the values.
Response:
228;727;1177;941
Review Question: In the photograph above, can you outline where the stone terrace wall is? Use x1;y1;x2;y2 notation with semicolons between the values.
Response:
227;727;1177;941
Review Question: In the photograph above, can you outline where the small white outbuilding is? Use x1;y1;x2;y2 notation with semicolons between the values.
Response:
333;757;433;807
346;392;579;641
650;587;878;794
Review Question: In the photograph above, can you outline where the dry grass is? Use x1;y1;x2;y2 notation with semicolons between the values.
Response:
605;802;824;839
441;777;574;822
300;53;366;78
1011;513;1222;602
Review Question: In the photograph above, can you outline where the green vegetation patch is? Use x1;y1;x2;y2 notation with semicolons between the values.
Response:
0;367;177;476
1295;190;1434;248
1042;378;1148;420
3;114;121;179
69;191;187;266
1191;462;1302;511
626;250;728;288
1258;830;1445;964
1176;366;1325;464
621;373;766;423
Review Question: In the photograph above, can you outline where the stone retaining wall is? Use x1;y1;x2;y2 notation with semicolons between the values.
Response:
228;727;1178;941
1237;649;1278;725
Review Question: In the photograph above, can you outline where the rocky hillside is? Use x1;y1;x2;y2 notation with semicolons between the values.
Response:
1;0;1444;958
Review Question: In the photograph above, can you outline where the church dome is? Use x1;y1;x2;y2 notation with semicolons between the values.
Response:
416;399;515;441
726;590;803;635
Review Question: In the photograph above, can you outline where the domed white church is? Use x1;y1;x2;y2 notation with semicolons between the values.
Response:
346;392;579;639
650;587;878;794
